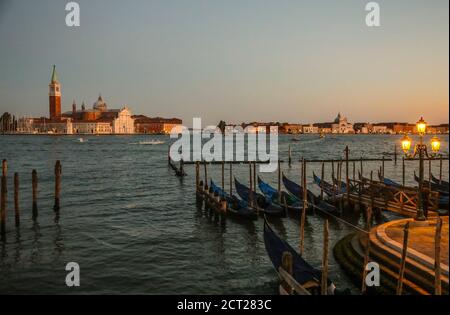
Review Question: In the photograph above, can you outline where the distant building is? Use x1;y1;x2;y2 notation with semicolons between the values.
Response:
302;124;319;134
29;66;135;134
133;115;182;134
312;113;354;134
353;122;372;134
282;123;303;134
433;124;449;134
313;123;333;134
331;113;354;134
62;96;135;134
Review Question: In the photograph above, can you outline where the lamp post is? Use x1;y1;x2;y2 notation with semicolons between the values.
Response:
400;117;441;221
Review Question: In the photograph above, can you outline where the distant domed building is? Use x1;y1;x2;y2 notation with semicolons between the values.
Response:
25;66;180;135
93;95;107;112
62;94;134;134
331;112;354;134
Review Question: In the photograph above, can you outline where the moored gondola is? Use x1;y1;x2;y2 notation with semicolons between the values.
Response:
263;218;336;295
210;180;258;220
380;177;402;188
234;178;285;217
258;176;303;214
431;173;450;189
313;172;344;197
414;171;449;195
282;174;316;203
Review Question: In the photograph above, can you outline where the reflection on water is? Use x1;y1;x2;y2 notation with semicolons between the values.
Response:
0;134;448;294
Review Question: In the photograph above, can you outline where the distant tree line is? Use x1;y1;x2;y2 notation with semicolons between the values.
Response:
0;112;17;134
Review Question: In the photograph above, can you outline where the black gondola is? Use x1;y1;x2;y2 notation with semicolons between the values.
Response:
313;172;344;197
282;174;316;203
234;178;285;217
414;171;449;195
263;218;336;295
210;180;257;220
258;176;303;214
431;173;450;189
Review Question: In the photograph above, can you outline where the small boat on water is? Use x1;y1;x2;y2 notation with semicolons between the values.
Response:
210;180;257;220
282;174;316;203
263;218;336;295
379;176;402;188
319;133;325;139
313;172;345;197
414;172;449;196
78;137;86;143
234;178;285;217
431;173;450;189
137;140;165;145
257;177;303;214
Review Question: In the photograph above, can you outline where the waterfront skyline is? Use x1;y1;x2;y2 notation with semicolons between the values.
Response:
0;0;449;126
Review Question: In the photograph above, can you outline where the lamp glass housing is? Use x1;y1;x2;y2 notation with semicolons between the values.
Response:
416;117;427;135
430;136;441;153
401;134;412;154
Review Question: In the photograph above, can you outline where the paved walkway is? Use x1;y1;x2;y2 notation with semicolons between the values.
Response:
379;216;449;273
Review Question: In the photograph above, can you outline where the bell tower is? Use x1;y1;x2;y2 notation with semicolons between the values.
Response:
49;65;61;120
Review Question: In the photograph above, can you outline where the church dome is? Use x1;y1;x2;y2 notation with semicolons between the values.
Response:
93;94;107;112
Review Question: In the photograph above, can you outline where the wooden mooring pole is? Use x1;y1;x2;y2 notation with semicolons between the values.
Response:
221;161;225;190
360;157;363;179
281;251;293;295
320;162;324;200
402;157;405;186
195;161;200;188
321;219;329;295
253;161;256;199
434;218;442;295
249;163;253;208
394;144;398;165
345;146;350;206
54;160;62;212
203;162;208;190
14;172;20;227
352;161;355;182
361;206;372;294
300;159;307;255
288;145;292;167
229;162;233;196
32;169;38;220
277;160;281;204
428;159;432;190
396;222;410;295
1;160;7;241
439;155;442;184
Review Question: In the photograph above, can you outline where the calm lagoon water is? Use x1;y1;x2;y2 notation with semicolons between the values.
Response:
0;134;448;294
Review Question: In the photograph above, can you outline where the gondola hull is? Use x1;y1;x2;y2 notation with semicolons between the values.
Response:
210;180;258;220
234;178;286;217
263;218;335;295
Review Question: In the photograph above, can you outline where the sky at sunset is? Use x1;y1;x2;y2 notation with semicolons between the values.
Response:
0;0;448;126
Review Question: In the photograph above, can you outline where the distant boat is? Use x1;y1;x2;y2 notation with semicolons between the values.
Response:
138;140;165;145
319;133;325;139
291;137;301;142
78;137;86;143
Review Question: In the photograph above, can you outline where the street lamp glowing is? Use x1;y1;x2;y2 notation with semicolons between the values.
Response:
430;136;441;153
416;117;427;135
401;134;412;153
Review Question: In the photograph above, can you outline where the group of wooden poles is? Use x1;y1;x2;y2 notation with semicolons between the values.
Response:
191;145;446;295
0;159;62;242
